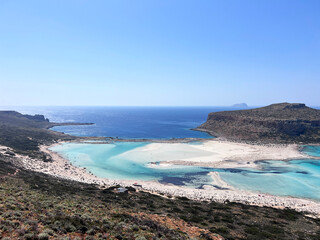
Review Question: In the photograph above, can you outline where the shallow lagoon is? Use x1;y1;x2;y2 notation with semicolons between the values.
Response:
51;142;215;185
51;142;320;201
220;159;320;200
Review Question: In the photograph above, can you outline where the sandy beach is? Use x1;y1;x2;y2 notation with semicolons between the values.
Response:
119;139;314;169
2;140;320;217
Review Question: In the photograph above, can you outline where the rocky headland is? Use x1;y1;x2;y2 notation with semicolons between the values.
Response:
196;103;320;143
0;111;96;160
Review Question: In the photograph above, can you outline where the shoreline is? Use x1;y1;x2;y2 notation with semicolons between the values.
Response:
9;139;320;218
83;137;214;144
115;139;318;170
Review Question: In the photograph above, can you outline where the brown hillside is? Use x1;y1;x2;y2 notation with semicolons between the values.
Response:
196;103;320;143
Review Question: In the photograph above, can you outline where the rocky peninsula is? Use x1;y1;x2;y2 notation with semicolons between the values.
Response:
0;110;96;160
196;103;320;143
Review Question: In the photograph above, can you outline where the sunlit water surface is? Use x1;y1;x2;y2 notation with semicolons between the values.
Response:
51;143;320;201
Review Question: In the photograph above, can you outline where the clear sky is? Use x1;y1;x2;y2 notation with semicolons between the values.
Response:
0;0;319;106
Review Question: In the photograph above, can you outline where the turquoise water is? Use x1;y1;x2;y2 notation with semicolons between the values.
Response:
51;142;215;187
301;145;320;157
220;159;320;200
52;142;320;201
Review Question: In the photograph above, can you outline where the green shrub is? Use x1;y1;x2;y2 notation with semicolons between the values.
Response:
211;227;229;234
38;232;49;240
65;223;77;232
134;235;147;240
87;228;96;235
24;233;34;240
278;209;299;221
43;228;54;235
245;226;260;235
131;224;139;231
264;224;284;235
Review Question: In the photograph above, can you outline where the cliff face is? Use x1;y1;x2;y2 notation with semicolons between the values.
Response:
197;103;320;143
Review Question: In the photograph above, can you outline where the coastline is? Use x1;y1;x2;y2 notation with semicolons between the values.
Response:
10;139;320;217
117;139;317;170
46;122;95;129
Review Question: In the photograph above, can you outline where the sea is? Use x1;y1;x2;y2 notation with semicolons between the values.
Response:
3;106;320;201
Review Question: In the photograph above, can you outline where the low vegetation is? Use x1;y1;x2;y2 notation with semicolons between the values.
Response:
0;175;219;239
1;157;320;240
0;111;87;159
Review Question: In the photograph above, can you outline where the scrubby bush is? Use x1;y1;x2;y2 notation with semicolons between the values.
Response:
85;236;95;240
24;233;34;240
17;228;27;236
131;224;139;232
134;235;147;240
64;223;77;232
86;228;96;235
43;228;54;236
38;232;49;240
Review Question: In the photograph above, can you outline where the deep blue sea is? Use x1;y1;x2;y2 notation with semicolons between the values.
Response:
3;106;246;139
3;106;320;201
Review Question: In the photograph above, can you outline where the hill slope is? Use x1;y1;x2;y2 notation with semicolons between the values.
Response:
196;103;320;143
1;155;320;240
0;111;92;159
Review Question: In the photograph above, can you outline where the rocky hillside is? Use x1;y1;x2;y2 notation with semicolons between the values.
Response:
1;154;320;240
0;111;93;159
196;103;320;143
0;111;93;129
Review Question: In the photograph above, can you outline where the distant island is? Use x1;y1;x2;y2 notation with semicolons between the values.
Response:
232;103;248;109
196;102;320;143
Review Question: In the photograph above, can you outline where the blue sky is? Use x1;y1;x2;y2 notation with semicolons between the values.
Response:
0;0;319;106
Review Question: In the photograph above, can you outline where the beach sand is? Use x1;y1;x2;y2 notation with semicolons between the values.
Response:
3;140;320;217
120;139;312;169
